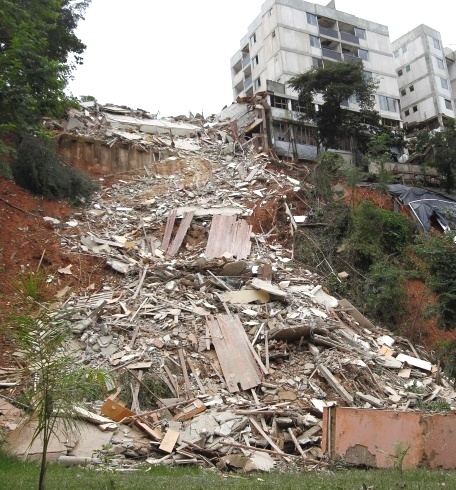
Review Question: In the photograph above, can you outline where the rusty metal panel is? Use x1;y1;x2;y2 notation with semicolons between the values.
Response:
322;407;456;469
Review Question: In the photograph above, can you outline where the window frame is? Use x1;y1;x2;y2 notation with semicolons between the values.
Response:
441;77;449;90
433;37;440;50
310;35;320;48
306;12;318;26
436;57;444;69
358;48;369;61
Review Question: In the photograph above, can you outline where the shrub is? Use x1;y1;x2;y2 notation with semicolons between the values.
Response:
364;261;407;326
415;233;456;330
12;134;97;204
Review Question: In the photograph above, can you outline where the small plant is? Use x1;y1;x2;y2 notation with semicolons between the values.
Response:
389;441;410;473
17;269;48;302
415;399;451;413
10;308;113;490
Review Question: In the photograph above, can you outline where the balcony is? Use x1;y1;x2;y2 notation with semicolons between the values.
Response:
340;31;359;45
322;47;342;61
244;75;252;90
343;53;362;64
319;26;339;40
242;53;251;69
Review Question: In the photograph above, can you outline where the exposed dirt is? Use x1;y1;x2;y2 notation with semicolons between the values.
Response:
0;178;119;367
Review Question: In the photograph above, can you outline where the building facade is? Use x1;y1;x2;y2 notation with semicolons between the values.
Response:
229;0;401;161
391;25;455;129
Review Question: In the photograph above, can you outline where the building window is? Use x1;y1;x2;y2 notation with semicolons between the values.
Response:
409;85;414;92
405;64;411;72
379;95;398;112
295;125;318;146
413;105;418;113
441;77;449;90
268;8;273;16
310;35;320;48
358;49;369;61
402;44;408;53
393;50;399;58
312;57;323;68
250;32;257;45
252;55;259;67
274;122;290;142
254;77;261;90
271;95;288;109
397;69;403;77
363;70;373;80
272;30;276;38
400;89;406;96
354;27;366;40
436;57;444;69
404;109;410;116
445;99;453;110
291;100;304;113
307;12;318;26
433;37;440;49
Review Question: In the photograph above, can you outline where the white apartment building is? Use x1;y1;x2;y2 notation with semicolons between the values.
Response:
391;25;455;128
229;0;401;160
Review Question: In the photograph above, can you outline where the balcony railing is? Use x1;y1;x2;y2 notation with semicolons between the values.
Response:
343;53;362;63
322;47;342;61
319;26;339;39
340;31;359;45
244;75;252;90
242;53;251;69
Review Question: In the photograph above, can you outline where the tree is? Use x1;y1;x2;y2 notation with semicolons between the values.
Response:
0;1;91;135
287;62;380;152
11;309;112;490
428;123;456;193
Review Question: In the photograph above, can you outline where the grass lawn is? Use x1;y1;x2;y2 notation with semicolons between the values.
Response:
1;452;456;489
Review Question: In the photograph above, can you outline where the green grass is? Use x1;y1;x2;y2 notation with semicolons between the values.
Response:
1;452;456;489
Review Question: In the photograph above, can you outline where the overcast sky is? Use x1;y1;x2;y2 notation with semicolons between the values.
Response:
67;0;456;117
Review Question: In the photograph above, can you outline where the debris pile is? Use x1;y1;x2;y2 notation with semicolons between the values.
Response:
2;103;456;471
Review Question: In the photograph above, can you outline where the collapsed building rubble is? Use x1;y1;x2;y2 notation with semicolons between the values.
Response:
2;104;456;472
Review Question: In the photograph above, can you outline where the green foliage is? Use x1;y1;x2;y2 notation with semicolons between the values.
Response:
415;399;452;413
435;340;456;383
411;123;456;192
287;62;379;151
390;442;410;473
0;0;91;135
346;201;414;270
415;233;456;330
364;262;407;325
12;135;97;204
119;371;173;411
10;308;112;489
16;269;48;303
312;151;345;201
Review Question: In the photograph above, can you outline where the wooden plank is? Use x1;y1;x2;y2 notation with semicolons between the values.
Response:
233;315;269;376
220;289;270;304
251;278;288;298
205;215;252;259
218;315;262;390
206;315;239;393
101;399;135;422
187;358;206;394
161;209;177;251
159;429;180;453
178;348;192;399
317;364;354;405
249;416;284;454
172;399;206;421
166;210;195;257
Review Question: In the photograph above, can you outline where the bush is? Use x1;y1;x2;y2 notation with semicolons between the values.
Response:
346;201;415;270
364;262;407;326
415;233;456;330
12;134;97;204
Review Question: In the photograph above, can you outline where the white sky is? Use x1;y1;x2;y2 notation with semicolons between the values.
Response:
67;0;456;117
